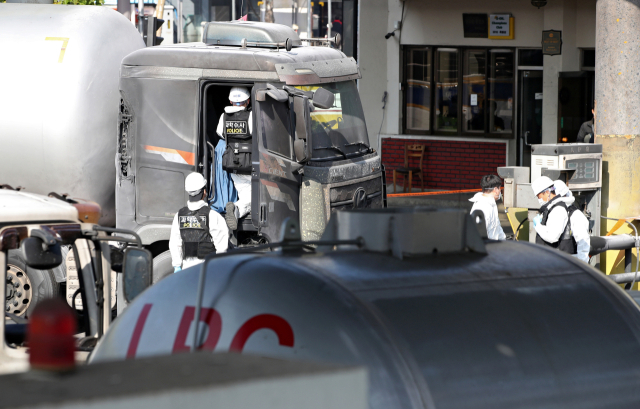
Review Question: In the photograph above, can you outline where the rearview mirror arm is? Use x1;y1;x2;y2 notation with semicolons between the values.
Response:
92;226;142;248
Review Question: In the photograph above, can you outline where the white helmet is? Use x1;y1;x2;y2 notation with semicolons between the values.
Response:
553;180;572;197
531;176;554;196
229;87;250;103
185;172;206;195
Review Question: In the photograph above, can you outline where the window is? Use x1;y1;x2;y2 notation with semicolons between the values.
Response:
435;49;459;132
581;49;595;71
518;49;543;67
259;99;292;159
489;50;514;133
403;46;515;137
462;50;486;133
406;48;431;131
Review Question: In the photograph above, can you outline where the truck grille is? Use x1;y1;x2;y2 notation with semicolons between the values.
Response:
329;177;383;213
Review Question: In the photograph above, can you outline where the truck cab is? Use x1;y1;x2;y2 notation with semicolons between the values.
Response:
115;22;385;278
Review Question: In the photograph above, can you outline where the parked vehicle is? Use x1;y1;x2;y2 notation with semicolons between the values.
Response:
0;189;151;374
0;4;144;227
115;21;386;281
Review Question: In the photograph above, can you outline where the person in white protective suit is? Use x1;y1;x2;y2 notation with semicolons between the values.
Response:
469;174;506;241
169;173;228;273
531;176;578;256
553;180;591;263
216;86;252;230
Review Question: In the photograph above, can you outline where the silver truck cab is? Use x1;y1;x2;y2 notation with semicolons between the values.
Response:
116;22;385;276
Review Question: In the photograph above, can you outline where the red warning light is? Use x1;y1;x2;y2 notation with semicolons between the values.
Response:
27;298;77;372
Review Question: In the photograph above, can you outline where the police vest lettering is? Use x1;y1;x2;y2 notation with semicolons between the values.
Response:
535;196;578;255
178;206;215;259
222;109;252;174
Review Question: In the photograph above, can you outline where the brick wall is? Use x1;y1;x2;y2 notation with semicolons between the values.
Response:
382;137;507;190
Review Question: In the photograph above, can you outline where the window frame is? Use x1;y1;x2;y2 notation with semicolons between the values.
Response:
403;45;516;139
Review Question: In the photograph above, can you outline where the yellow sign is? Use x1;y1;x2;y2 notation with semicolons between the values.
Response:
488;15;514;40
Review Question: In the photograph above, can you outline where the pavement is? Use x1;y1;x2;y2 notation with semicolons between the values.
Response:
386;185;514;236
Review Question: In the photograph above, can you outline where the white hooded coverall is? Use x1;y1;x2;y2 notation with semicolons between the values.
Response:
469;192;506;241
217;106;252;219
535;195;590;262
552;181;590;263
169;200;229;270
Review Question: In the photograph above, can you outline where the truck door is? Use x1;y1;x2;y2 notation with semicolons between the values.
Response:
118;78;198;231
251;84;300;242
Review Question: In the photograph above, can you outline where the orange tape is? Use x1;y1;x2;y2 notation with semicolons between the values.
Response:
387;187;502;198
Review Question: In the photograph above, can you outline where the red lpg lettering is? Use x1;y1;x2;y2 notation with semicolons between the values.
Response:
229;314;294;352
126;303;153;359
172;306;222;353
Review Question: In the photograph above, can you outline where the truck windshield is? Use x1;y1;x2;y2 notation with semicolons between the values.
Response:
298;81;370;161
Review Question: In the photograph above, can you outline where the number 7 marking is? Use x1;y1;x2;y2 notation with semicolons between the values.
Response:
45;37;69;63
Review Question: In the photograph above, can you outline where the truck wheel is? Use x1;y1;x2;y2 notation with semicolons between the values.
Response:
152;250;174;284
7;251;58;318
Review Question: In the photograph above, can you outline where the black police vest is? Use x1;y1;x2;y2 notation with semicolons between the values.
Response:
535;196;577;255
222;109;252;174
178;206;215;259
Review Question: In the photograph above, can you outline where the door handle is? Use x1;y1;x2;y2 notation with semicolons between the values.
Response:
524;131;531;146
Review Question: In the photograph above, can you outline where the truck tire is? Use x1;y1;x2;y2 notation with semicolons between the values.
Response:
7;250;59;318
152;250;174;285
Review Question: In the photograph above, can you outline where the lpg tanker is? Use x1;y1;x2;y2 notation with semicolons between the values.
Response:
0;4;144;226
90;208;640;409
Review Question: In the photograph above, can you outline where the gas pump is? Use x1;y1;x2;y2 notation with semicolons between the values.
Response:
499;143;602;266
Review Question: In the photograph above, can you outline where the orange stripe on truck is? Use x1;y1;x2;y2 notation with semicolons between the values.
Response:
143;145;195;166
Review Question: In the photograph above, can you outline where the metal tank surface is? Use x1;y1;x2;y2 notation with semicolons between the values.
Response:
91;208;640;409
0;5;144;226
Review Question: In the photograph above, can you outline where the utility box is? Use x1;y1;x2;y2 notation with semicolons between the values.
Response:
530;143;602;190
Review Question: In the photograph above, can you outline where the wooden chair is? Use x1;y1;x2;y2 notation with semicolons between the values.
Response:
392;144;425;193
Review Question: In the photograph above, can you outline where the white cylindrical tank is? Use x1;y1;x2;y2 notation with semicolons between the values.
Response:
0;5;144;226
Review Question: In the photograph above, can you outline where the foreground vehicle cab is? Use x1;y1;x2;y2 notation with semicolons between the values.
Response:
115;22;385;279
92;208;640;408
0;190;151;373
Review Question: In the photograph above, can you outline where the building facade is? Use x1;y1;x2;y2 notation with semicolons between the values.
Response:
359;0;597;189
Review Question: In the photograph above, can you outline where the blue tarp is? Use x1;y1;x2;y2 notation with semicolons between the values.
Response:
209;139;237;214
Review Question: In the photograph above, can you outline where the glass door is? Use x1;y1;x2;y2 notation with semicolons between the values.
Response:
518;70;543;167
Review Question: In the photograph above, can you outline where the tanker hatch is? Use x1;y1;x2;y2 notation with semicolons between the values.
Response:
319;208;488;258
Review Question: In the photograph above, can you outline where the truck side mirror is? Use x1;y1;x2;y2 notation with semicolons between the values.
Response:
256;83;288;102
312;88;334;109
20;230;63;269
293;96;312;163
122;247;152;302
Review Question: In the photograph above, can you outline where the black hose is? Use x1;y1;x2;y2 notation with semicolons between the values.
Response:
601;215;639;289
514;217;528;241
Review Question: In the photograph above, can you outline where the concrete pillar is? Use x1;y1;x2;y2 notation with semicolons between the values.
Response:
358;0;388;152
542;0;578;144
385;0;403;136
595;0;640;275
117;0;131;20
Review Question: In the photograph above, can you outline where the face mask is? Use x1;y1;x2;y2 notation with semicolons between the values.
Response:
538;198;546;206
498;191;502;201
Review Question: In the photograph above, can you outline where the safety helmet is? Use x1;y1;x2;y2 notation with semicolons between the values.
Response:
553;180;571;197
531;176;554;196
229;87;250;103
184;172;206;195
